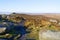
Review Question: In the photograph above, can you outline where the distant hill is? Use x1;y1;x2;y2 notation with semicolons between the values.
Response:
42;13;60;21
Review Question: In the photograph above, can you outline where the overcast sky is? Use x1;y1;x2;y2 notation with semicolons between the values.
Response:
0;0;60;14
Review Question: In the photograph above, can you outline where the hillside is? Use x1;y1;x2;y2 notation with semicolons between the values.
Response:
0;13;60;40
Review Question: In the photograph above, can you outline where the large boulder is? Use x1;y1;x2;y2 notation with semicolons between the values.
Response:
0;27;6;33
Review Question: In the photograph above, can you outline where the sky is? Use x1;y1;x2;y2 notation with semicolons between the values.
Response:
0;0;60;13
